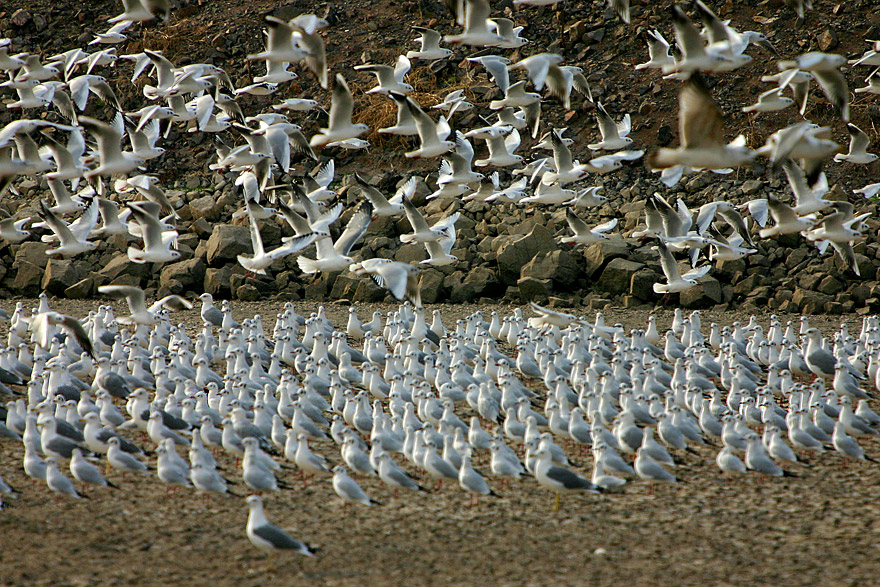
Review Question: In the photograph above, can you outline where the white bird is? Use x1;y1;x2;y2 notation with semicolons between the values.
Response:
310;74;368;149
652;240;711;294
79;116;144;178
349;259;422;307
70;448;116;488
0;216;29;243
379;92;419;136
246;495;314;555
237;199;318;275
560;209;617;245
833;124;878;164
401;94;454;159
444;0;504;46
742;87;794;113
407;27;453;61
636;30;674;70
355;55;413;95
36;198;98;258
126;200;180;264
109;0;169;23
246;16;310;64
588;103;632;151
46;457;87;498
474;128;522;167
400;195;459;245
332;465;377;506
648;76;755;171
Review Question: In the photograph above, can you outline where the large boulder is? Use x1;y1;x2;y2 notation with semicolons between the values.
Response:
453;266;498;302
495;224;556;285
517;276;551;303
188;195;223;222
206;225;251;266
583;236;630;278
159;258;207;296
521;250;580;288
204;264;246;298
13;242;49;269
42;259;83;296
11;261;43;295
680;276;724;307
98;254;152;284
595;258;644;295
419;268;446;304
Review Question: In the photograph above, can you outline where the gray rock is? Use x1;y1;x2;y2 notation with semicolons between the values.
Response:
521;250;580;288
419;268;446;304
13;242;49;269
630;268;660;300
188;195;223;222
596;258;645;295
583;237;630;278
206;225;251;266
204;265;246;298
98;254;151;283
495;224;557;285
42;259;83;296
680;276;723;308
12;261;43;295
65;277;95;299
517;276;551;303
159;258;206;295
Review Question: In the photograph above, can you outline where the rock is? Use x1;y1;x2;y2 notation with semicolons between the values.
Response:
816;275;843;296
330;275;361;299
65;277;95;299
42;259;83;296
10;8;32;27
204;265;246;298
206;225;251;266
395;244;427;264
517;276;551;303
657;124;673;146
453;267;498;302
13;242;50;269
583;237;630;278
419;268;446;304
190;217;213;240
740;180;763;195
521;250;580;288
630;268;660;300
495;225;556;285
98;254;151;283
235;283;261;301
596;258;644;295
352;277;386;303
817;27;838;51
12;261;43;295
159;258;206;295
792;287;832;314
679;276;723;307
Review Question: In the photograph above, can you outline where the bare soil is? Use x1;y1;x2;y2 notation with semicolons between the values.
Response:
0;299;878;586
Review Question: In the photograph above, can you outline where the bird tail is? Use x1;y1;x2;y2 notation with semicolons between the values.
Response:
297;256;320;274
127;247;147;264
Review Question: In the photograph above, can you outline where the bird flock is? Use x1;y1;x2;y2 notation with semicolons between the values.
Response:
0;0;879;557
2;291;880;553
0;0;877;302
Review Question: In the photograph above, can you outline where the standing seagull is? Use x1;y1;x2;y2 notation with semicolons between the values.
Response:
246;495;315;555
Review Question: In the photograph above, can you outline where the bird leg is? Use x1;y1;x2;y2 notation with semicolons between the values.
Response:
553;493;560;512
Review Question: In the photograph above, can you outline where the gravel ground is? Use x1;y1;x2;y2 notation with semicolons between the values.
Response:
0;299;878;586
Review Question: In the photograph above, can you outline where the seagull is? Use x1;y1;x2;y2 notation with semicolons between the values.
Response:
355;55;413;95
309;74;368;149
349;259;422;307
560;210;617;245
0;216;29;243
37;198;98;258
489;18;528;49
109;0;170;23
588;103;632;150
400;196;459;245
444;0;504;46
652;239;711;294
354;173;406;217
70;448;117;488
742;87;794;113
46;457;88;498
636;30;674;70
332;465;378;506
30;311;94;358
79;116;144;178
534;446;601;508
458;453;496;502
97;285;192;326
407;26;452;61
662;5;731;76
400;94;454;159
237;199;319;275
246;495;315;555
777;51;849;121
379;92;419;136
467;55;510;94
126;200;180;264
474;128;522;167
648;75;755;170
833;124;878;164
246;16;310;65
854;183;880;199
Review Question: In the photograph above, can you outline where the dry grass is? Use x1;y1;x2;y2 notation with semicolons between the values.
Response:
353;64;483;143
